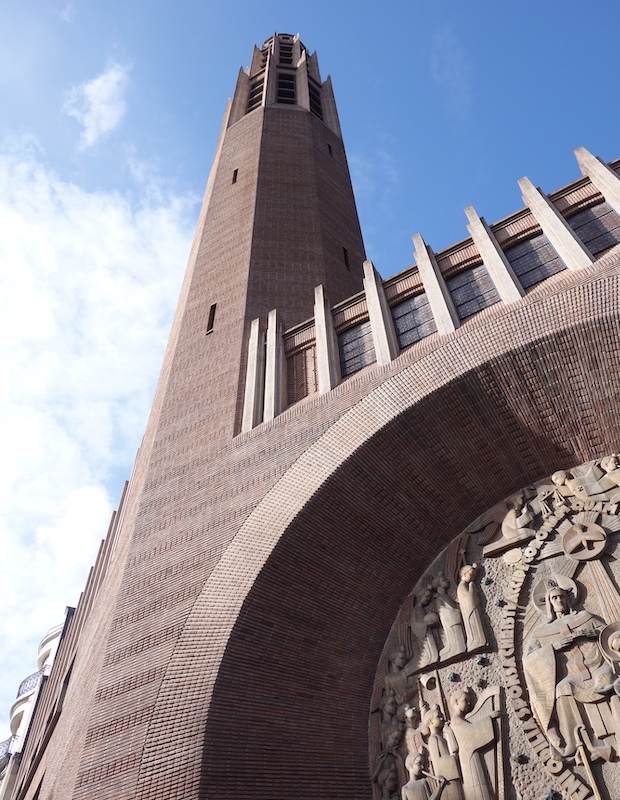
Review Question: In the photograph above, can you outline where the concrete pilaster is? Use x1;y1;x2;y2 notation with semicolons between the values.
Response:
412;233;459;335
263;309;285;423
241;318;264;432
228;69;250;127
575;147;620;218
314;285;339;393
296;51;310;111
264;45;277;107
363;260;399;364
464;207;524;302
518;177;594;270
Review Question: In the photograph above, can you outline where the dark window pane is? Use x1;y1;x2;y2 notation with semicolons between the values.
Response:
567;202;620;256
338;321;376;377
391;292;437;348
503;233;566;289
446;265;500;320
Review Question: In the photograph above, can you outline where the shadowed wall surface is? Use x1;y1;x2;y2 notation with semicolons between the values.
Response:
126;253;620;799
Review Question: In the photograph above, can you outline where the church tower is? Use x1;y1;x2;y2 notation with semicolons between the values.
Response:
10;29;620;800
9;34;366;800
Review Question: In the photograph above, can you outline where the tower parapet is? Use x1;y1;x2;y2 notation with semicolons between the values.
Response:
228;33;342;136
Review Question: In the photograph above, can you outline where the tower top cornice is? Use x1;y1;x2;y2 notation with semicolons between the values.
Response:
227;32;339;135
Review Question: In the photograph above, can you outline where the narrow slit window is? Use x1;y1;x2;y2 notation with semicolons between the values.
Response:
232;169;238;184
328;144;333;157
206;303;217;335
342;247;350;270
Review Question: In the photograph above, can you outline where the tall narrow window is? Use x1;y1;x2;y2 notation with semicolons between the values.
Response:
247;77;265;113
308;77;323;120
206;303;217;335
342;247;350;270
232;169;238;184
328;143;333;157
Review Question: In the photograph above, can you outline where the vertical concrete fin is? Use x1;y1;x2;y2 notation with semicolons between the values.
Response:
241;319;264;432
412;233;459;335
363;260;399;364
314;285;339;393
465;206;524;302
264;309;284;423
575;147;620;218
518;176;594;270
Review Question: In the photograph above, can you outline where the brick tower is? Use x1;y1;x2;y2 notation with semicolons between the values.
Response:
9;30;620;800
9;33;366;800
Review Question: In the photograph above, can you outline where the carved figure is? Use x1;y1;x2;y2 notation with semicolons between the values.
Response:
456;564;486;652
502;493;535;538
447;690;500;800
523;583;614;760
401;751;447;800
483;493;537;555
433;574;466;661
404;705;425;759
385;647;410;698
408;588;439;673
376;767;399;800
598;454;620;501
422;705;463;800
380;694;401;747
373;728;406;791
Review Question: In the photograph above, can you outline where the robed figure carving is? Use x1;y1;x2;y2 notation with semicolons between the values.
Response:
409;588;439;672
457;564;486;652
445;688;502;800
523;582;615;760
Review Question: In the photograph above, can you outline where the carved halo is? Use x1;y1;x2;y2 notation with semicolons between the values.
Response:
531;574;579;612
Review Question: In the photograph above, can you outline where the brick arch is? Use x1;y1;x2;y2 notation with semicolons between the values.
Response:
134;260;620;799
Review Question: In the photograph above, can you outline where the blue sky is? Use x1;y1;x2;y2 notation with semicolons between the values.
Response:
0;0;618;736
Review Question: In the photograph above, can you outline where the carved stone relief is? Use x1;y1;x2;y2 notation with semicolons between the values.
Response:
370;455;620;800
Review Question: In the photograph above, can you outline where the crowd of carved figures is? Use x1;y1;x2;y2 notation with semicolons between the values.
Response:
371;454;620;800
374;565;501;800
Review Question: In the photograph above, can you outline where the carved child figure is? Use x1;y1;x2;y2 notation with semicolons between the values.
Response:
401;751;447;800
447;690;500;800
422;705;463;800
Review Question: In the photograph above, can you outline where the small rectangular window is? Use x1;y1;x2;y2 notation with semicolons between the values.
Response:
342;247;350;270
206;303;217;334
328;144;333;157
232;169;238;184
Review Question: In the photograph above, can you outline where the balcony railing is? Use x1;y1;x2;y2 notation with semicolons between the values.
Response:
16;669;43;698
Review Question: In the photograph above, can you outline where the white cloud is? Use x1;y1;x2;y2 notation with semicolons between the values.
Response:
64;61;130;149
0;134;195;736
54;2;76;23
431;27;473;121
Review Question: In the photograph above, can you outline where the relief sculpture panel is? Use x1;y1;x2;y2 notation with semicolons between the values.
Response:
370;455;620;800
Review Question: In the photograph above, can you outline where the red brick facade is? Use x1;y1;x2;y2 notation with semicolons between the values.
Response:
11;34;620;800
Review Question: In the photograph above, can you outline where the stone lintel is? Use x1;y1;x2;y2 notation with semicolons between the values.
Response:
518;176;594;270
412;233;459;335
363;260;399;365
465;206;524;302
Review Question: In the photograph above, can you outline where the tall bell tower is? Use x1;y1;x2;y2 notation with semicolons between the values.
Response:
11;34;366;800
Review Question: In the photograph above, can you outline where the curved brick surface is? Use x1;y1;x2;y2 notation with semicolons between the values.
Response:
127;253;620;799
